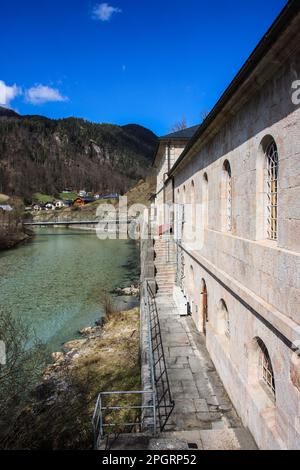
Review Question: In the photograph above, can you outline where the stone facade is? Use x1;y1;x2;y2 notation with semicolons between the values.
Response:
153;5;300;449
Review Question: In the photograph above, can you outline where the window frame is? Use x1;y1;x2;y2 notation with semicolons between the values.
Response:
223;160;232;232
265;141;279;241
257;339;276;400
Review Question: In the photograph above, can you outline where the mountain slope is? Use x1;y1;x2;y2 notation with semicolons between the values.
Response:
0;106;20;119
0;110;157;198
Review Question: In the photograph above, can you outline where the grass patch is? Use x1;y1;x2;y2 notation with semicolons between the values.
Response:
33;192;54;203
58;192;78;201
0;194;9;203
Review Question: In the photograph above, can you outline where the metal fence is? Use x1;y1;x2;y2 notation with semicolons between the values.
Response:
146;282;175;431
92;390;156;450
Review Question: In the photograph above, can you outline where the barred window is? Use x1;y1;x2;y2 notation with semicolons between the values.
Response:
266;141;279;241
191;180;196;233
258;338;276;398
219;299;230;339
223;160;232;232
203;173;208;229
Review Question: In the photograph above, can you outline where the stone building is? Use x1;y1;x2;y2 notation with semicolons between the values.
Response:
152;1;300;449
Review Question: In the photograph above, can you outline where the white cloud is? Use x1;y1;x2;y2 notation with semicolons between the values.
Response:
0;80;21;107
92;3;122;21
25;84;68;105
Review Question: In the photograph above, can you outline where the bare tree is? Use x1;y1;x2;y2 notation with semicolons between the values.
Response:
170;117;188;133
0;311;47;443
200;109;210;122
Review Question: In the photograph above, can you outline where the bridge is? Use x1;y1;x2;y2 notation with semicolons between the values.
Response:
23;219;135;227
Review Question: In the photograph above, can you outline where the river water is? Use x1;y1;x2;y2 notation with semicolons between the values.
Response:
0;229;139;354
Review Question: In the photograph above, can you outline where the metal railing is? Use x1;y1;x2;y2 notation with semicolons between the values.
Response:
92;280;174;449
92;390;156;450
146;282;175;431
166;238;177;264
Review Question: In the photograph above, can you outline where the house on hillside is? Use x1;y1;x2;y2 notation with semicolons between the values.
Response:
54;200;64;209
63;199;73;207
100;193;119;200
0;204;13;212
32;203;42;211
73;196;95;207
45;202;55;211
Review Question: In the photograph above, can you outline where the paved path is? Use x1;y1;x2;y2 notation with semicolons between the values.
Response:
155;295;257;450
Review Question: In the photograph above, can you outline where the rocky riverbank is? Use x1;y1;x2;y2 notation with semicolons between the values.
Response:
113;284;139;297
3;308;140;450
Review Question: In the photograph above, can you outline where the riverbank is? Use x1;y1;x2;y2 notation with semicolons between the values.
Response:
2;307;140;450
0;226;33;250
0;196;34;250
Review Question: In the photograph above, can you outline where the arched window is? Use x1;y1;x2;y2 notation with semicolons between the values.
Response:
223;160;232;232
182;185;186;237
191;180;196;234
189;265;195;301
202;173;208;229
257;338;276;398
266;140;279;241
218;299;230;338
201;279;208;336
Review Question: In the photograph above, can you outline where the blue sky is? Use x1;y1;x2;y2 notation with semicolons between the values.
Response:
0;0;288;135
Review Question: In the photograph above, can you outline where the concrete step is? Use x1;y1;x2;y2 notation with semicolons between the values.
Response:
97;427;257;451
162;429;257;451
155;268;176;271
157;291;174;294
156;277;176;279
156;269;176;272
156;281;176;285
156;276;176;280
156;283;175;287
156;275;175;278
156;275;176;278
97;433;190;451
156;275;176;279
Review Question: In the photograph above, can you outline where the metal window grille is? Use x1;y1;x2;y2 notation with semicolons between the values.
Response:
181;204;185;224
258;339;276;398
266;141;279;241
224;162;232;232
225;310;230;339
175;244;185;291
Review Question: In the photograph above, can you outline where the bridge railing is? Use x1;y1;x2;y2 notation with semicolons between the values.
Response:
23;218;135;226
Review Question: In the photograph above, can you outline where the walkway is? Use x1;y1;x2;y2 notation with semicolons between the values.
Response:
150;237;257;450
155;294;257;450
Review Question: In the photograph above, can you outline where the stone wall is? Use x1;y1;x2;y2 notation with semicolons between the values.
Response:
169;30;300;449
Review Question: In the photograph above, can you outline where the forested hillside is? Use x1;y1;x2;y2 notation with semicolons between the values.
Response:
0;107;157;199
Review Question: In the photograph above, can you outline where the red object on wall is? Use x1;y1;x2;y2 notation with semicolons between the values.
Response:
159;224;172;236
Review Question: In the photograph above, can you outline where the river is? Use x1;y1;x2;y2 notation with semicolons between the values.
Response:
0;228;139;354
